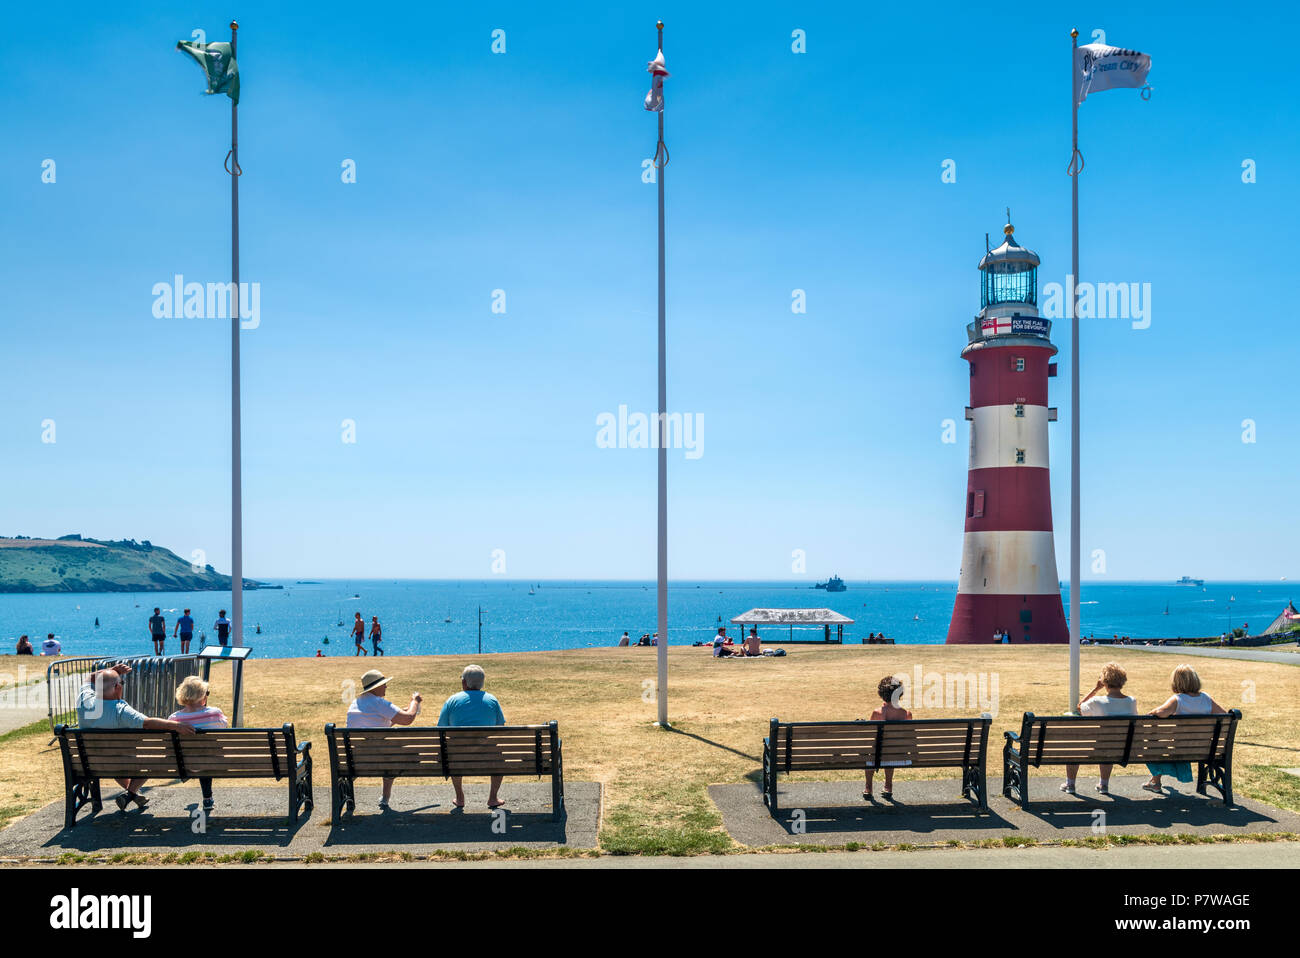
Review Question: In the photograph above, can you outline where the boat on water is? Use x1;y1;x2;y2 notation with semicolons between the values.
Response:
813;575;847;593
1175;576;1205;587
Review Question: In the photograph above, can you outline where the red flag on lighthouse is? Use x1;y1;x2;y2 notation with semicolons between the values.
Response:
644;49;669;112
982;317;1012;337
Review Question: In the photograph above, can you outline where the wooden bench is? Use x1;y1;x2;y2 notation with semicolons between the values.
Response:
1002;710;1243;808
53;723;313;828
762;716;992;816
324;722;564;822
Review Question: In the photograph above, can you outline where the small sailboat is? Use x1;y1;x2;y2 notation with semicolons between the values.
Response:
444;609;452;623
528;586;535;595
1163;602;1170;615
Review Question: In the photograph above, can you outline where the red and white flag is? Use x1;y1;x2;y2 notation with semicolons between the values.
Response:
644;49;669;112
982;317;1012;337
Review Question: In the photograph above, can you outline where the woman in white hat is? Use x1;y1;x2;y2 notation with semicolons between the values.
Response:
346;669;422;811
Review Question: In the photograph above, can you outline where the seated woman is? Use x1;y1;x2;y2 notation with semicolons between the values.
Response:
169;676;230;813
1061;662;1135;795
1143;665;1225;794
864;676;912;800
15;635;34;655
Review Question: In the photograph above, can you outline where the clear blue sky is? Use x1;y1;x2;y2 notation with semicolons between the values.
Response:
2;2;1296;581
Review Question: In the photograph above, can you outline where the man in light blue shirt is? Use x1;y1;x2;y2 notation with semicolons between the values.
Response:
75;663;195;811
437;664;506;809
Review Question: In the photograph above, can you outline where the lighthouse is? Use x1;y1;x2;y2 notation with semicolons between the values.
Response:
946;217;1069;644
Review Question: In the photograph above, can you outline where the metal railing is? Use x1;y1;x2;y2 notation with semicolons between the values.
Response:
46;653;202;735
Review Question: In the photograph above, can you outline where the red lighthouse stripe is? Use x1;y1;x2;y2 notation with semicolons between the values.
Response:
967;345;1055;408
946;592;1069;644
964;466;1054;532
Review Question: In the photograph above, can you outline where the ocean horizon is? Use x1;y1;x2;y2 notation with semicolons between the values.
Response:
2;578;1292;660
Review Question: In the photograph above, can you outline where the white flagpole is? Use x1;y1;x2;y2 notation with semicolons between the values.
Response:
654;20;669;728
229;20;245;726
1068;27;1081;714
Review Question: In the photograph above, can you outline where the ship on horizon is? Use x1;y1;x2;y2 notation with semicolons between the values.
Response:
814;575;847;592
1175;576;1205;587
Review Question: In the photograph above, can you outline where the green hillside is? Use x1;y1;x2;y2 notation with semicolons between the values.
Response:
0;535;275;593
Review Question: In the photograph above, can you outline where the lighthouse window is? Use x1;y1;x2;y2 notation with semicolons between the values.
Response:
1015;403;1025;418
1015;448;1026;464
1015;357;1025;372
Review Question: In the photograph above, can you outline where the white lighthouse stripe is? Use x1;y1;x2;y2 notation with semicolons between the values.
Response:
956;530;1062;596
969;404;1050;470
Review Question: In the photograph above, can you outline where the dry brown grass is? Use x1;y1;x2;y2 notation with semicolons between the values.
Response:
1;644;1297;852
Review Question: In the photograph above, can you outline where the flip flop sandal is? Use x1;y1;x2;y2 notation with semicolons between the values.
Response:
1141;782;1163;793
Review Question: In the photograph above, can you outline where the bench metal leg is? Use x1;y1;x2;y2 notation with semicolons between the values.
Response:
291;753;313;824
1197;761;1234;807
64;777;99;829
963;765;988;811
551;745;565;823
331;775;354;824
1003;747;1027;807
762;741;779;817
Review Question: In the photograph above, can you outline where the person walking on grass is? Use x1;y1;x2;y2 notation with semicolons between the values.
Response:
1061;662;1136;796
864;675;912;801
346;669;422;811
370;616;383;656
174;608;195;654
148;607;166;655
214;610;231;647
1143;665;1226;795
76;663;195;811
437;665;507;810
168;676;228;814
352;613;367;656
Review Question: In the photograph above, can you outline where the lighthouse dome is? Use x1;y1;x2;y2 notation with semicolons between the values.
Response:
978;219;1039;308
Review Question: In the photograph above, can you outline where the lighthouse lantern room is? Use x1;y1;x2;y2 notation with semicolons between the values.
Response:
946;216;1069;645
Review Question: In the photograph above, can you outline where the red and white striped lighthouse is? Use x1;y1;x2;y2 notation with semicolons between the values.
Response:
947;217;1068;645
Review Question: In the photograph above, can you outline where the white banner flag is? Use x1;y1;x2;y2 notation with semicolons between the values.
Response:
1075;43;1150;104
644;49;669;112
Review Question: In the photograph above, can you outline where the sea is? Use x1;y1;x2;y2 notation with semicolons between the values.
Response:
1;579;1293;660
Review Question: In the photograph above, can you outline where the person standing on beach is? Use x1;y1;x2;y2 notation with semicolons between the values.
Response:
174;608;195;654
214;610;231;647
352;613;367;656
370;616;383;656
148;608;166;655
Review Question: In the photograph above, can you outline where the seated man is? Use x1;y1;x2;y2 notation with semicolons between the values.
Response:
76;663;196;811
437;665;507;809
742;627;761;656
712;627;741;657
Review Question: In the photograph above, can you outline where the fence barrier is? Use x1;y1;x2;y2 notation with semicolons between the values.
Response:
46;654;203;736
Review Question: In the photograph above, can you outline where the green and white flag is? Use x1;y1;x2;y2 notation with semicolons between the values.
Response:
176;40;240;104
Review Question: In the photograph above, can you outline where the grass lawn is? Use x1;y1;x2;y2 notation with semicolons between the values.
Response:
1;645;1297;855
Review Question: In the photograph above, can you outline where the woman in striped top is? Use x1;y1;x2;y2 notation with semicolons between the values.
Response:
169;676;229;813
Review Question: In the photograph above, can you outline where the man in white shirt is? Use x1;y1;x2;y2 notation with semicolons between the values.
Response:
41;634;62;656
345;669;421;811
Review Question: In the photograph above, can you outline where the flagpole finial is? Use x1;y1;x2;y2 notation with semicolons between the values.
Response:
1070;28;1078;38
657;20;663;29
231;20;239;30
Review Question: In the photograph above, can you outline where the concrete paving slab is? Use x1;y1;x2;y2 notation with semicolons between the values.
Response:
0;781;600;857
709;774;1300;847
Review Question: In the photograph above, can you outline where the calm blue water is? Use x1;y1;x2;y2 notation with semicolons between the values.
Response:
0;580;1292;659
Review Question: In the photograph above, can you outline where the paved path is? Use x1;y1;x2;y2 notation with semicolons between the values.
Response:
48;841;1296;869
0;667;78;735
0;782;600;858
709;775;1300;848
1108;643;1300;665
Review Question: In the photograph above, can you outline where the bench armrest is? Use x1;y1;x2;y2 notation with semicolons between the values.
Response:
1004;730;1021;743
